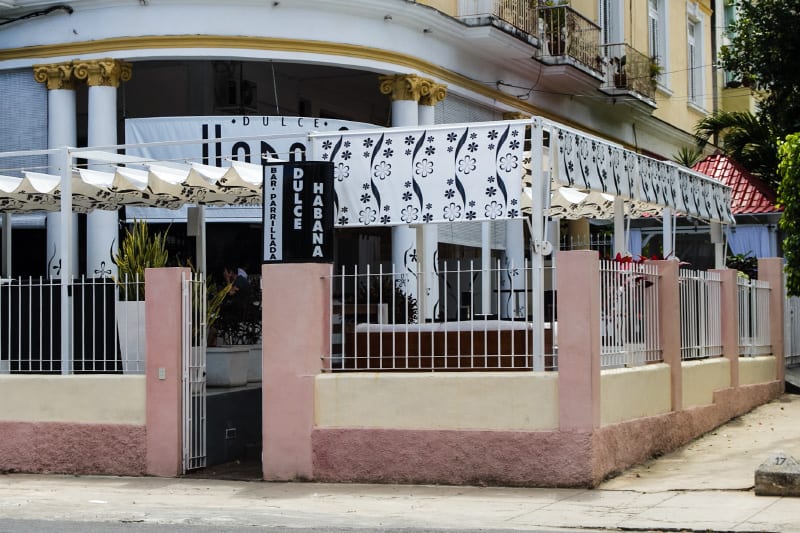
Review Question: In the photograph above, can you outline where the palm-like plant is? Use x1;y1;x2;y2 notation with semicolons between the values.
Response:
694;110;779;189
113;220;169;300
673;146;704;168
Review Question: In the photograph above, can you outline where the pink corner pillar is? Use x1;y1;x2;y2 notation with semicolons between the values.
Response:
556;251;601;431
713;268;740;388
145;267;190;477
758;258;785;382
654;260;681;411
262;262;332;480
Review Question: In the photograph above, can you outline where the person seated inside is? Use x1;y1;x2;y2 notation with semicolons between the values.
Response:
222;265;251;323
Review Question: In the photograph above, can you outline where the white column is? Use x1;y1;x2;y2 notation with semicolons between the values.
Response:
380;75;423;314
500;219;525;318
710;221;724;269
417;83;445;321
75;59;131;278
33;63;79;278
613;196;626;257
86;85;119;277
530;118;546;371
663;207;674;259
480;221;492;317
390;98;419;307
500;113;528;319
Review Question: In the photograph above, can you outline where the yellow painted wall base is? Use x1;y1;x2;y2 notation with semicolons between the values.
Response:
315;372;559;431
0;375;146;425
601;364;671;425
739;356;777;385
682;358;731;408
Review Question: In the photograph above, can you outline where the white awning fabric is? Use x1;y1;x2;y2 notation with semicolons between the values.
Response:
0;159;264;213
0;117;734;225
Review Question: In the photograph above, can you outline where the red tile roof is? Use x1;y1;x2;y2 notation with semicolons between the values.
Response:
693;154;780;215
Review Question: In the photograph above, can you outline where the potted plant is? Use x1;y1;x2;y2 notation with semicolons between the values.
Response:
113;220;169;373
649;57;664;89
212;273;262;383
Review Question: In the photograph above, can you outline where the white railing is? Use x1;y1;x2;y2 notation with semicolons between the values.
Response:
738;277;771;356
679;269;723;360
0;275;145;374
786;294;800;368
328;260;556;371
600;260;661;368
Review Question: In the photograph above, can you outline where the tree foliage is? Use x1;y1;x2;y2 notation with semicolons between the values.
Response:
694;110;778;188
778;134;800;296
719;0;800;140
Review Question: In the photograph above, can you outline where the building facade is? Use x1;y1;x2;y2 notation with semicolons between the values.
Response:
0;0;718;276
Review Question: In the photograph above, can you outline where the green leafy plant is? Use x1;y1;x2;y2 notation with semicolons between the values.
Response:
726;252;758;280
113;220;169;300
355;276;418;324
778;133;800;295
215;275;261;345
182;258;232;346
673;146;704;168
649;57;664;88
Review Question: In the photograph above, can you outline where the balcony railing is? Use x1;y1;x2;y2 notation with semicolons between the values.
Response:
536;4;601;71
458;1;601;73
599;42;656;101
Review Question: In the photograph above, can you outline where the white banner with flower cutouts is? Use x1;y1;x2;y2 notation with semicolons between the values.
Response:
310;120;527;227
550;123;734;223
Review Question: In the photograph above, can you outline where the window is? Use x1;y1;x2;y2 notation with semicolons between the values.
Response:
648;0;668;87
687;17;703;106
599;0;623;45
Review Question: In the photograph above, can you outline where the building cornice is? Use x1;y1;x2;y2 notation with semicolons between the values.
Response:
1;34;697;156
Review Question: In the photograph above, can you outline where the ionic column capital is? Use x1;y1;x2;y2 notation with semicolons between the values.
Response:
33;62;75;90
419;81;447;107
379;74;429;102
73;58;132;88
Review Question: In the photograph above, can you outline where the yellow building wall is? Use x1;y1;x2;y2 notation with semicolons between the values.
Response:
651;0;713;136
418;0;458;17
316;372;559;431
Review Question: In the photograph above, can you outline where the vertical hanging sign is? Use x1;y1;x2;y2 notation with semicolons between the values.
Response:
262;161;334;263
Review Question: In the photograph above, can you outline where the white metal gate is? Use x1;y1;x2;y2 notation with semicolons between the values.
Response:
181;272;207;473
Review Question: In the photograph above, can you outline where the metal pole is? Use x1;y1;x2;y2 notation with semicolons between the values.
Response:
59;147;72;375
531;118;545;371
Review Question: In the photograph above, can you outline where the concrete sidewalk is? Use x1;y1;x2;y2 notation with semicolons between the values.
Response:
1;395;799;532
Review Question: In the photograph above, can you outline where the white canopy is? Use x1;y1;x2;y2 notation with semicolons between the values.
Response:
0;117;733;225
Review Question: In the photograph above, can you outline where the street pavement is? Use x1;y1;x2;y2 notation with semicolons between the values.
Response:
0;394;799;532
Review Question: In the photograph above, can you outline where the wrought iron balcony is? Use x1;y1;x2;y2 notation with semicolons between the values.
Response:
534;3;601;71
598;43;656;101
457;1;602;74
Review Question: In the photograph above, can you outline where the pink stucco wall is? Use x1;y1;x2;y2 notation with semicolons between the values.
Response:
313;381;782;487
262;262;331;481
313;428;595;487
145;267;189;477
593;381;782;483
0;422;145;475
